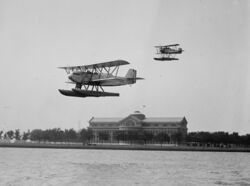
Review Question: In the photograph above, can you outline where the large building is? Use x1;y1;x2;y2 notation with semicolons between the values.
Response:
89;111;188;143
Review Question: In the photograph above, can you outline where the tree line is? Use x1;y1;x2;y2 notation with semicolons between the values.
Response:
0;129;250;146
0;128;183;144
0;128;93;144
186;131;250;147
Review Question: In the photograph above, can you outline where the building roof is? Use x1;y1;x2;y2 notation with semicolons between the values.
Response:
90;117;123;123
143;117;185;123
90;116;186;124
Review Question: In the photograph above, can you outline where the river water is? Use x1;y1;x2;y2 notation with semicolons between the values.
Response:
0;148;249;186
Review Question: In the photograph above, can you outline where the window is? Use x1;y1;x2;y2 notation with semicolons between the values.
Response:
125;119;136;126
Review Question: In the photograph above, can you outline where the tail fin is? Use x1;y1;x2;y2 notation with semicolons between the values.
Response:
125;69;136;79
125;69;144;84
125;69;137;84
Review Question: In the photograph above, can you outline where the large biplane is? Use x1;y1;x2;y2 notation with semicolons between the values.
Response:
154;44;183;61
58;60;143;98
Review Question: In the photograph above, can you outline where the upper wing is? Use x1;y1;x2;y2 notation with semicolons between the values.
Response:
165;44;179;47
85;60;129;69
155;44;179;48
58;60;129;73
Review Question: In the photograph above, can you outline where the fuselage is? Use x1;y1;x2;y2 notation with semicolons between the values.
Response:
68;71;135;86
161;48;183;54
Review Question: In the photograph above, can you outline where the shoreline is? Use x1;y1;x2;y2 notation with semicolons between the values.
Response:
0;142;250;152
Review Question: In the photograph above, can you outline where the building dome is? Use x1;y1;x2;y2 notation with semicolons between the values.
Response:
130;111;145;120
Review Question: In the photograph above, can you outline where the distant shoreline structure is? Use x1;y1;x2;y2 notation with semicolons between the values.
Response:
0;142;250;153
89;111;188;144
1;111;249;148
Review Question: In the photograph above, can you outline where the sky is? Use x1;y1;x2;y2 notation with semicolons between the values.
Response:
0;0;249;134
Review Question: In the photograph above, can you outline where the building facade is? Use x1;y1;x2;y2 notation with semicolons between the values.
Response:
88;111;188;143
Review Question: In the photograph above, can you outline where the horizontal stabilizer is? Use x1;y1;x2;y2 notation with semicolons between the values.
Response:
126;77;144;80
65;81;75;84
135;77;144;80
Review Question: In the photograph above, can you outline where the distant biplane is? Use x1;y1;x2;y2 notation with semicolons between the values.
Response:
58;60;143;98
154;44;183;61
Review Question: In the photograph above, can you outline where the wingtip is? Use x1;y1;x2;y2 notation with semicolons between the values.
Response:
117;59;130;64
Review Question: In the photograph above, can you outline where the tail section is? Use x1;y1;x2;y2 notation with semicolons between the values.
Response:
125;69;136;79
125;69;144;84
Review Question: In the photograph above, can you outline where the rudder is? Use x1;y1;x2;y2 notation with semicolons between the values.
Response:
125;69;136;84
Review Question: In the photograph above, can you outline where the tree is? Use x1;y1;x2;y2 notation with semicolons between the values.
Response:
171;132;183;144
57;128;65;142
143;131;154;144
64;129;70;142
126;131;138;144
211;132;229;144
30;129;43;142
14;129;21;140
0;130;3;139
154;132;167;146
67;128;77;142
79;128;88;144
22;131;30;141
244;134;250;146
113;131;125;143
98;131;109;142
44;128;64;142
229;132;240;145
86;129;93;142
79;128;93;144
137;131;146;144
6;130;14;139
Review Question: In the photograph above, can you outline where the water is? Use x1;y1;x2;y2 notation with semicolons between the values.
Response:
0;148;250;186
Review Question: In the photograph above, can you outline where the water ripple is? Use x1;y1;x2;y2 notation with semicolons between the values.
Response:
0;148;249;186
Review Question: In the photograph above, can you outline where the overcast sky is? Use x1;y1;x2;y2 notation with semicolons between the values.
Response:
0;0;249;134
